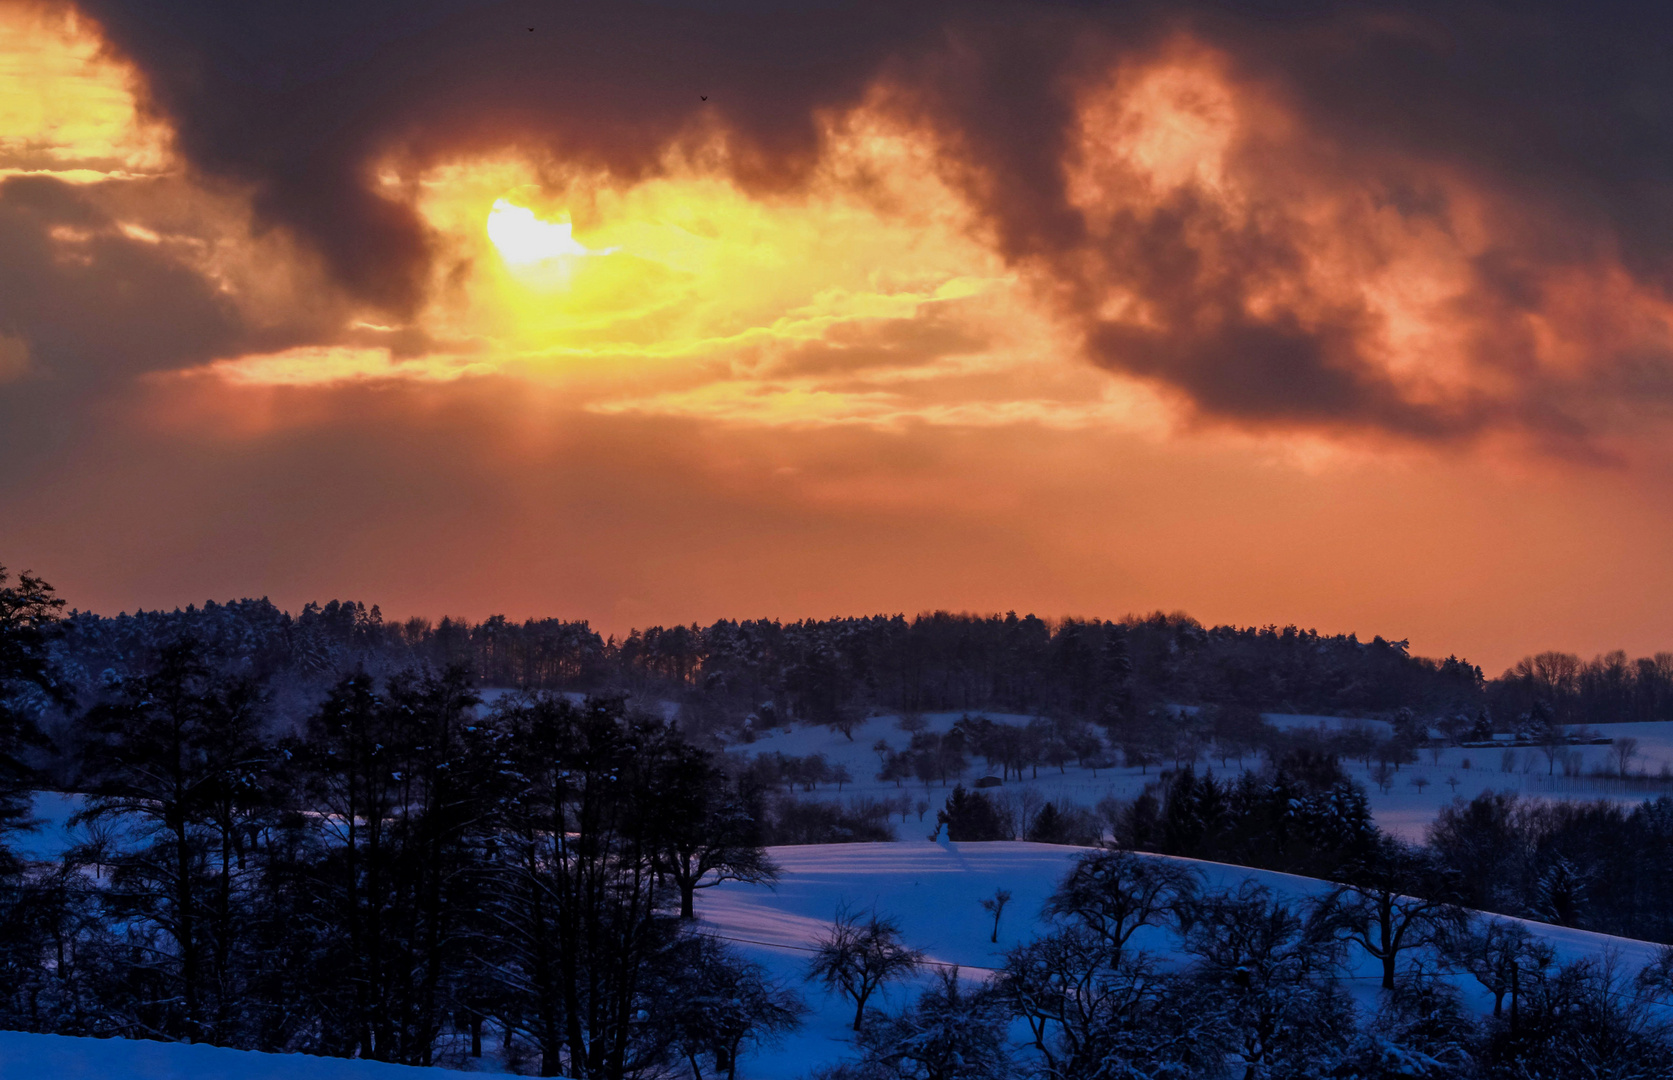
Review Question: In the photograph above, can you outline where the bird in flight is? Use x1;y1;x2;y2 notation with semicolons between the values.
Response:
527;27;534;32
701;95;708;101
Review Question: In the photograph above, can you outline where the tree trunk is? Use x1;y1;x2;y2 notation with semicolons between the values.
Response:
175;817;199;1041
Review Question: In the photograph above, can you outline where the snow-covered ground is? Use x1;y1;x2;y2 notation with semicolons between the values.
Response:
0;1031;502;1079
725;711;1673;841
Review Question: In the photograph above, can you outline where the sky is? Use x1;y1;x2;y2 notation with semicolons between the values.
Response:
3;0;1673;673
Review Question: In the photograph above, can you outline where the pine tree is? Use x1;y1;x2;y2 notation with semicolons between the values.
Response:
0;564;63;856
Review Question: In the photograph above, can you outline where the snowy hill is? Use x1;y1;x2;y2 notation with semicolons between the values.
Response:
0;1031;518;1080
696;841;1666;1078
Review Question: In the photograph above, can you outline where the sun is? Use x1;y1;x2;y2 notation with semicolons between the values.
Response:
485;198;614;265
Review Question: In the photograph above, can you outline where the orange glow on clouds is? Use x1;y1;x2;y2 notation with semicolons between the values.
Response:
0;2;168;180
1064;41;1673;453
200;103;1139;436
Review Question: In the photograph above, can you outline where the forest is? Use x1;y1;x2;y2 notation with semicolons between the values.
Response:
6;565;1673;1077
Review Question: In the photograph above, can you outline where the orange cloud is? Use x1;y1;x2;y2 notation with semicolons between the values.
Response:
0;1;168;180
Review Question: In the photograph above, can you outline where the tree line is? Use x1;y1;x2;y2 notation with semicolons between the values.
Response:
41;597;1485;731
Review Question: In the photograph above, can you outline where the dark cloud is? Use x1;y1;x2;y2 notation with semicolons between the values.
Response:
76;0;953;311
55;0;1673;449
0;176;245;383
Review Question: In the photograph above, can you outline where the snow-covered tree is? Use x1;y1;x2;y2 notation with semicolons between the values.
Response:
1181;880;1352;1079
1042;848;1197;963
1315;839;1465;990
821;970;1012;1080
669;935;804;1080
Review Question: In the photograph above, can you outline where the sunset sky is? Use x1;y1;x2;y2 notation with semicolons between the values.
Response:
4;0;1673;672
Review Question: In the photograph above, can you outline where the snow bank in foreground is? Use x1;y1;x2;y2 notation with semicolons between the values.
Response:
0;1031;521;1080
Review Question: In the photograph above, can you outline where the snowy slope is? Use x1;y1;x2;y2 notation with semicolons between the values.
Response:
0;840;1662;1080
0;1031;520;1080
698;841;1667;1078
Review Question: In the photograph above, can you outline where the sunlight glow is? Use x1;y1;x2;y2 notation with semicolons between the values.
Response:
486;198;615;265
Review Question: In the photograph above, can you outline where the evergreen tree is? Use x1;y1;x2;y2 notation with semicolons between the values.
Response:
0;564;63;854
935;785;1007;842
74;638;269;1043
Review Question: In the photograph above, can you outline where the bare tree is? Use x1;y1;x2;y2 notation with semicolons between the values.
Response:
655;743;780;920
1316;840;1465;990
1538;723;1566;777
807;909;926;1030
1043;849;1198;963
980;888;1013;944
846;969;1013;1080
1181;881;1348;1079
1614;736;1640;778
671;936;805;1080
1456;918;1555;1021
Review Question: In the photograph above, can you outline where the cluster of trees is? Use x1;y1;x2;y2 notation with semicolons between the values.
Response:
815;848;1673;1080
1430;790;1673;945
1489;649;1673;728
1114;754;1382;879
0;564;809;1077
45;582;1673;759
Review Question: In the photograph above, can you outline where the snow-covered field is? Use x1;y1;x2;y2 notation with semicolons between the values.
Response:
726;712;1673;841
0;1030;495;1079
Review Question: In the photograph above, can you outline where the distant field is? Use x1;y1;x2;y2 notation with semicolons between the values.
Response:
719;711;1673;842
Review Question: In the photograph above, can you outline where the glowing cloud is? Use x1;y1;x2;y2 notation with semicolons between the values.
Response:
0;3;169;180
